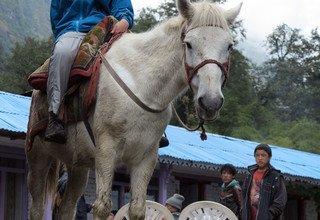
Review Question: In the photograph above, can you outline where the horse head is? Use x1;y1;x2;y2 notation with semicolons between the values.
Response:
178;0;242;120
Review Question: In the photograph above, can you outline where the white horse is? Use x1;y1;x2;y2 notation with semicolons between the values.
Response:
26;0;242;219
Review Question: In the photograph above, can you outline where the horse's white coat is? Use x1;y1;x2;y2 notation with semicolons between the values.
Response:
27;0;241;219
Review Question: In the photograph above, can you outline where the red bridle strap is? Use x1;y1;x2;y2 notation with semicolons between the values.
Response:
181;28;231;87
184;55;230;86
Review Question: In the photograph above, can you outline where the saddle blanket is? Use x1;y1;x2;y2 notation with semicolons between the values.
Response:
27;16;117;92
26;16;120;151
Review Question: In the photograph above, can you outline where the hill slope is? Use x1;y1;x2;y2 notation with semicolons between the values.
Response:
0;0;51;53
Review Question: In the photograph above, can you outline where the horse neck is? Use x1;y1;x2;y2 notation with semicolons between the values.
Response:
108;22;188;110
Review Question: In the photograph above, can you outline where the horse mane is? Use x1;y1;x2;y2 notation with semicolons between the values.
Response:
189;1;229;30
163;1;230;34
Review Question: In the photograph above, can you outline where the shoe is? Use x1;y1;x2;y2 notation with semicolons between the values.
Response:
44;112;66;144
159;136;169;148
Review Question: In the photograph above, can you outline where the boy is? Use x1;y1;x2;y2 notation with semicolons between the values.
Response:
219;163;242;218
241;144;287;220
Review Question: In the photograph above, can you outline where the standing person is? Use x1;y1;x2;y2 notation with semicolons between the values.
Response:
241;144;287;220
165;194;185;220
52;164;92;220
45;0;134;143
219;163;242;218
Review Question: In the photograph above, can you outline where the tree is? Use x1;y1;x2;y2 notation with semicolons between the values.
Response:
1;36;53;93
132;0;178;34
0;43;5;72
266;24;305;62
259;24;319;121
132;8;159;33
304;29;320;121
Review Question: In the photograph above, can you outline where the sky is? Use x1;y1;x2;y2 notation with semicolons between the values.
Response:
131;0;320;63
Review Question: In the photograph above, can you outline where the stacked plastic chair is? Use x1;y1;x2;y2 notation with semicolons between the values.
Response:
179;201;237;220
114;200;237;220
114;200;174;220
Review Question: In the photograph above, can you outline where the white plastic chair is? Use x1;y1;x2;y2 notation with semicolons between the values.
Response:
179;201;238;220
114;200;174;220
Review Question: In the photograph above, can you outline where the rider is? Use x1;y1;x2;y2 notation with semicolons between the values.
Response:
45;0;134;143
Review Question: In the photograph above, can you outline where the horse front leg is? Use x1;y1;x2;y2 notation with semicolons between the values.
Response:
58;167;90;219
92;136;116;220
129;150;158;220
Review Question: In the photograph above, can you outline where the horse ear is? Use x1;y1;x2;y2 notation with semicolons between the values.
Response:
224;2;242;25
177;0;194;20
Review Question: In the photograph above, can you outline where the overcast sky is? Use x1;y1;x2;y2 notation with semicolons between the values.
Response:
131;0;320;63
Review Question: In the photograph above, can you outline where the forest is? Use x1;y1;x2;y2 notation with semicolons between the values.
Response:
0;0;319;154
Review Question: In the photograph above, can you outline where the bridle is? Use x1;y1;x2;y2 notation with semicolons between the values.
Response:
171;26;232;140
180;27;231;88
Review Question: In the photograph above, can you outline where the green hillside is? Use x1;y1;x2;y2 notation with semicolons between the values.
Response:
0;0;51;53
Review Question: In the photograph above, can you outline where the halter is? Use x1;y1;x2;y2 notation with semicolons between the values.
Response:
180;27;231;87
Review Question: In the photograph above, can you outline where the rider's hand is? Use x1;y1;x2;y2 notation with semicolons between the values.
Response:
111;19;129;34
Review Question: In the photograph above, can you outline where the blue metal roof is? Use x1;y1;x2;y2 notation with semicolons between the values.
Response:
160;126;320;182
0;91;31;133
1;91;319;183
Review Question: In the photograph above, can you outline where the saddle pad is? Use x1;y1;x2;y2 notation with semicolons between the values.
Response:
27;16;117;92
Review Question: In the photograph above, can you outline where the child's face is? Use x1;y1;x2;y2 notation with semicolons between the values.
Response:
221;170;234;184
165;204;178;213
254;149;270;170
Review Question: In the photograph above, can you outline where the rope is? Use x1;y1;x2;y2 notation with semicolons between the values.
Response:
171;104;207;140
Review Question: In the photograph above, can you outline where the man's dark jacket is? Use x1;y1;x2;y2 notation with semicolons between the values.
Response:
241;164;287;220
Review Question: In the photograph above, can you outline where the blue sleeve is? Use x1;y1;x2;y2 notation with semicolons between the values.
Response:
57;172;68;196
50;0;61;37
110;0;134;29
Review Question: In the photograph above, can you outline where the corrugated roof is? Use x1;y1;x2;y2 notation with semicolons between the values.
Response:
160;126;320;183
1;91;319;184
0;91;31;134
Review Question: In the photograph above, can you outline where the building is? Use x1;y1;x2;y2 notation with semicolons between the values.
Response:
0;91;319;220
0;92;29;220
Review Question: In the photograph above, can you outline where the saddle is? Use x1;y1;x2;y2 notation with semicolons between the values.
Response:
26;16;121;151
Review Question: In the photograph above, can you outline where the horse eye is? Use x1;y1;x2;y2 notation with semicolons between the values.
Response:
228;44;233;51
185;42;192;49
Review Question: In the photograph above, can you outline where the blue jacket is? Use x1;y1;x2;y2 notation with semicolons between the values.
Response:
50;0;134;40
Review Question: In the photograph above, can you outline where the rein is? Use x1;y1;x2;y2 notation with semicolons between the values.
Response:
100;54;168;113
172;105;207;140
101;52;207;139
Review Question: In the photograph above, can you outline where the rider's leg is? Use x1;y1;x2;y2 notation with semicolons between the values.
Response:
45;32;85;143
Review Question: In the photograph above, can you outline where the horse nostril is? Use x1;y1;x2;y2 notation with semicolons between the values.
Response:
198;97;206;110
218;98;224;109
198;96;224;111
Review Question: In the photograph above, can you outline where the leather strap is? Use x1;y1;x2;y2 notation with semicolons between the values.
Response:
100;53;168;113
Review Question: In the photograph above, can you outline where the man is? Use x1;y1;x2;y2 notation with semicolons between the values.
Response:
165;193;185;220
241;144;287;220
219;163;242;218
52;164;92;220
45;0;134;143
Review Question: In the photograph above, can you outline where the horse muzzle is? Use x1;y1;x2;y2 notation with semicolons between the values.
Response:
196;95;224;120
